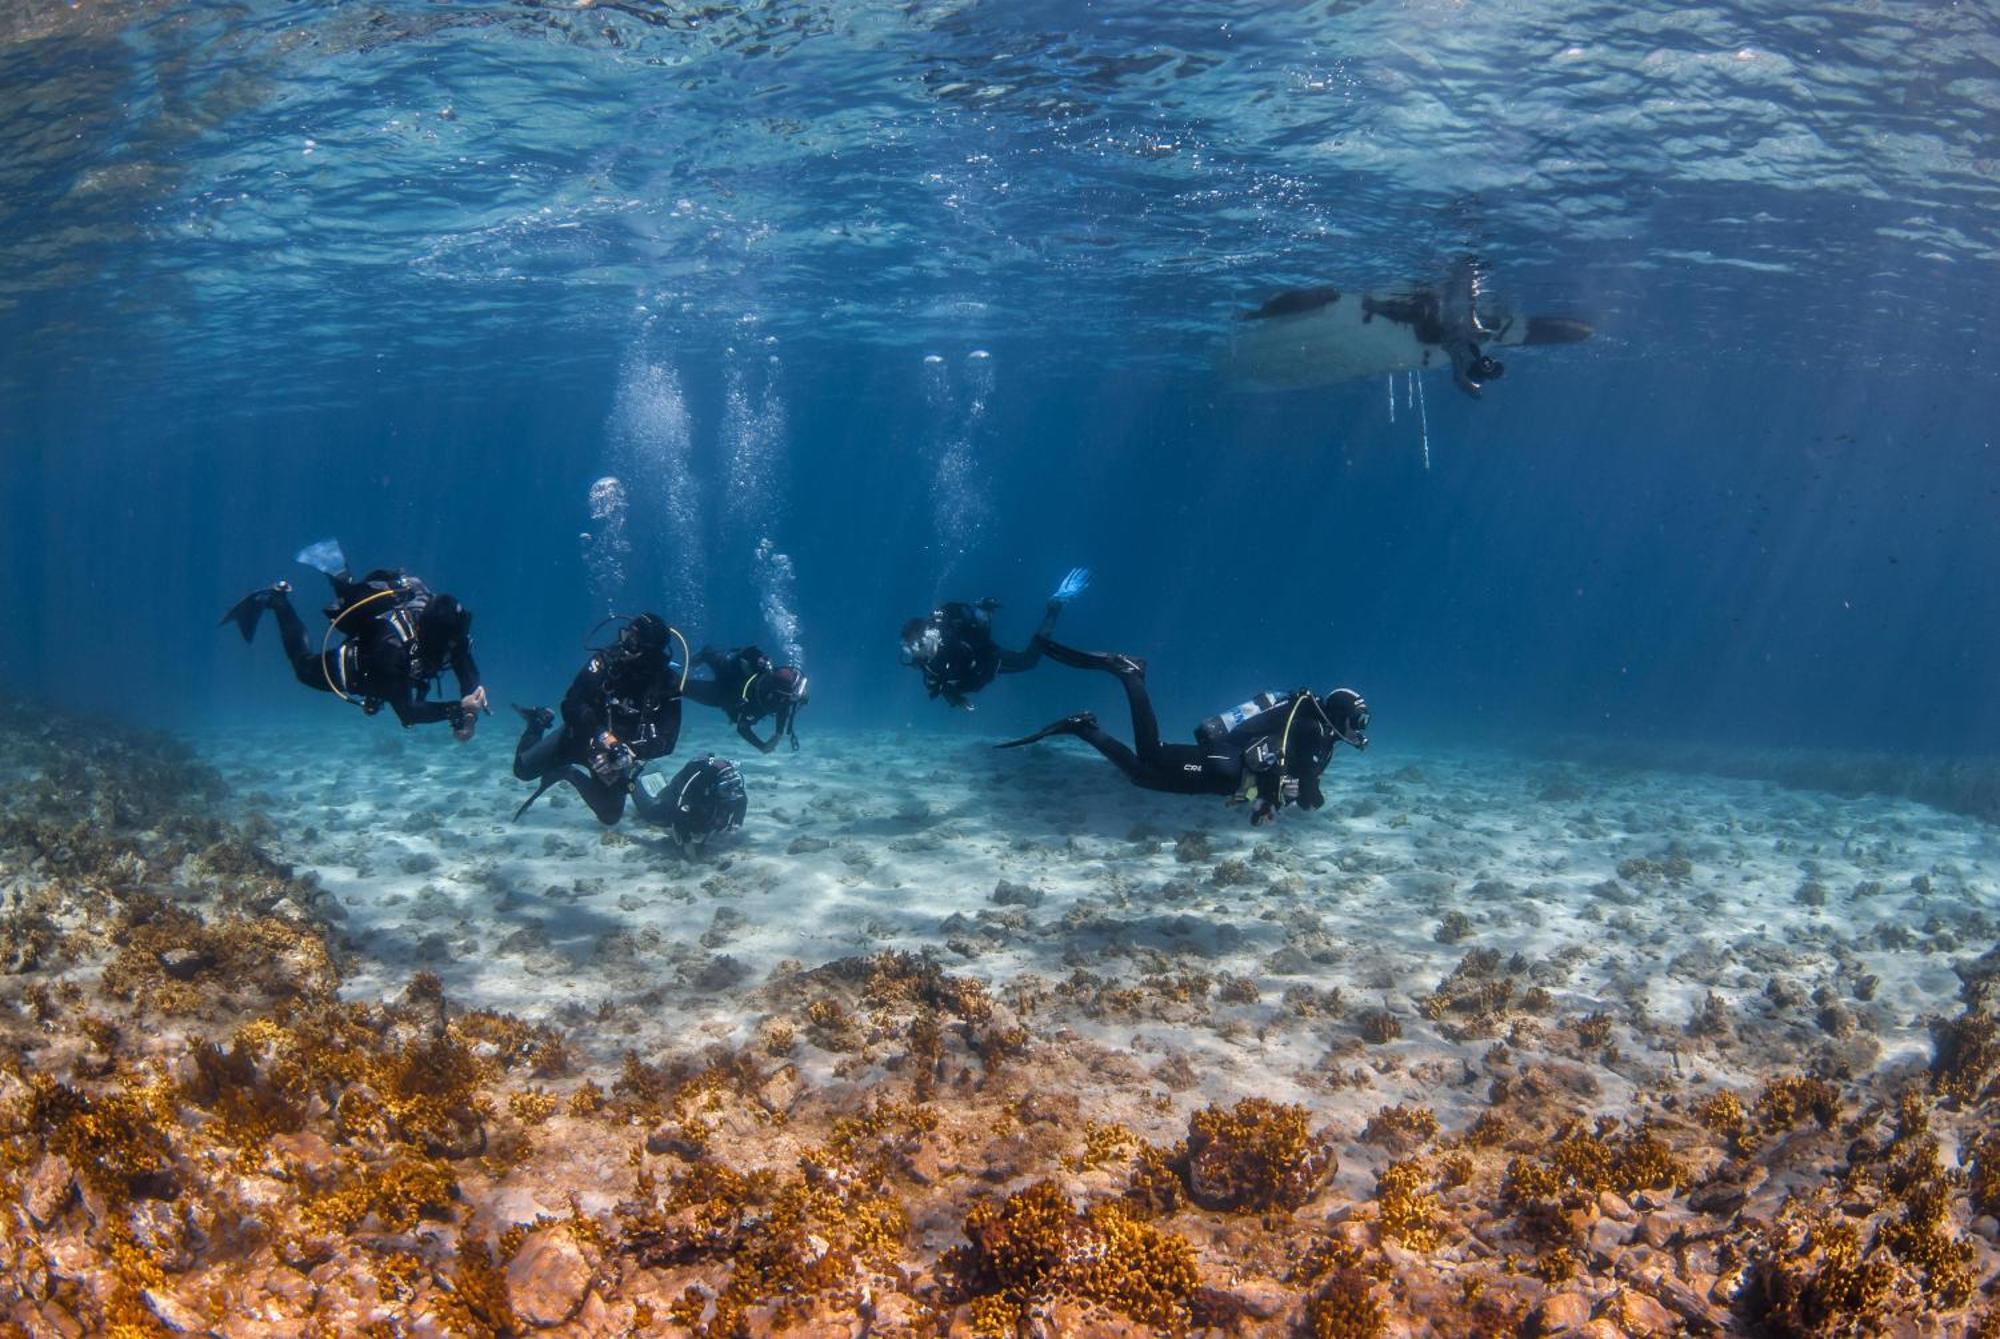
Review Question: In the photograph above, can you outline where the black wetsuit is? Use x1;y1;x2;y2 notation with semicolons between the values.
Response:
269;573;481;729
626;755;747;843
909;600;1061;709
684;647;798;753
513;648;681;824
1018;639;1339;821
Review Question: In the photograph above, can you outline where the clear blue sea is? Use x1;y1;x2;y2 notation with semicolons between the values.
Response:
3;0;1997;764
10;8;2000;1331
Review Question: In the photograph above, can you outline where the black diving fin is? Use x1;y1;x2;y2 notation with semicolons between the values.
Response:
995;711;1098;749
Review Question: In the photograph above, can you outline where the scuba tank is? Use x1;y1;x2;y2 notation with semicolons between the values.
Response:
324;570;430;636
1196;691;1289;746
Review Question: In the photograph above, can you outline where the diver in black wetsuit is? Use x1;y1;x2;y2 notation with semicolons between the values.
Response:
998;638;1369;826
683;646;809;753
221;542;487;740
628;755;748;846
901;567;1090;710
512;613;684;825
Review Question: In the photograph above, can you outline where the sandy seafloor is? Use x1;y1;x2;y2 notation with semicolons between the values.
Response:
206;717;1997;1204
7;698;2000;1336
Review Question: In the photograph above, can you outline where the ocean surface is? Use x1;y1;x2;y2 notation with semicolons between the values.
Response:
3;2;1999;1335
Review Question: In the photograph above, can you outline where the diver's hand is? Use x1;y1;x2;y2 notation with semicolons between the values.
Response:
789;734;800;753
452;712;477;743
1251;799;1278;827
591;738;635;784
1278;776;1300;806
461;687;490;717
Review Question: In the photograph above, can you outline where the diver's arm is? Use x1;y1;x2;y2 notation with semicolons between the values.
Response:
384;679;456;728
736;716;780;755
451;642;483;698
560;662;610;739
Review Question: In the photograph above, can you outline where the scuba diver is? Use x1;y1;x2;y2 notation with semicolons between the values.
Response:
511;612;686;825
683;646;809;753
901;567;1090;710
220;539;487;740
998;638;1369;826
630;755;749;847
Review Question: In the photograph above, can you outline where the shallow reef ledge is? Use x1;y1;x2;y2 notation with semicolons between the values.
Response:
0;698;1996;1335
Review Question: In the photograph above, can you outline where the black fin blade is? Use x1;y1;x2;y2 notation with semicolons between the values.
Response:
220;593;267;642
1523;316;1594;345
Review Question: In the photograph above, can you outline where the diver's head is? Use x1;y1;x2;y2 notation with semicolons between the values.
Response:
415;594;473;667
1323;688;1369;750
617;612;670;658
900;618;941;666
768;665;809;709
1470;355;1504;382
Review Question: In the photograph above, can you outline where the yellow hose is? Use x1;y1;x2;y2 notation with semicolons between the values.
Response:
320;587;398;704
669;626;690;693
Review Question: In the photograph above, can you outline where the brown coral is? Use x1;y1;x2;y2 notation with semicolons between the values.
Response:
1183;1097;1335;1213
946;1181;1200;1332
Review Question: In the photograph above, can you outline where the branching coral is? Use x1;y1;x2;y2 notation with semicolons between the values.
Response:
1125;1140;1188;1218
24;1073;177;1202
1293;1239;1387;1339
1183;1097;1335;1212
300;1154;457;1233
1755;1075;1841;1132
1749;1196;1896;1336
945;1181;1200;1333
1360;1103;1440;1152
1502;1119;1690;1233
1375;1159;1444;1250
1929;1007;1998;1104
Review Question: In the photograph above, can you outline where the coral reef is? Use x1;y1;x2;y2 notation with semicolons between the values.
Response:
2;699;1997;1337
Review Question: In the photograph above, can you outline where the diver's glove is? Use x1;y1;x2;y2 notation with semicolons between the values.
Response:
1251;798;1278;826
1050;567;1091;605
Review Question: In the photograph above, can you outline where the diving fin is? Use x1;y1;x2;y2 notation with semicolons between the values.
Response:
295;538;348;577
995;711;1097;749
513;772;566;822
219;584;288;643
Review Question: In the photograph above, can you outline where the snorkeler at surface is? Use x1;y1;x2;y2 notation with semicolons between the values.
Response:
220;539;488;740
998;638;1369;826
683;645;809;753
901;567;1090;710
511;612;684;825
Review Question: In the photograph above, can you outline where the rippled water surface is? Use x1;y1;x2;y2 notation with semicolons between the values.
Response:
6;0;1999;409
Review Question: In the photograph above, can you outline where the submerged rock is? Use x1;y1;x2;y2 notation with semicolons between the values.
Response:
505;1227;592;1328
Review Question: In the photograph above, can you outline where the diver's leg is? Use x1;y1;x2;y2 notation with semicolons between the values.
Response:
513;713;565;782
1109;663;1170;769
571;772;629;826
995;643;1042;674
1033;637;1146;679
269;592;334;692
1065;716;1147;785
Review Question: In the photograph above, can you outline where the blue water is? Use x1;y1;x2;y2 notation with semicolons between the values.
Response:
3;0;1999;765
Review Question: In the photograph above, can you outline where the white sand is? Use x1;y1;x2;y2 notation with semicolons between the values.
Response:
204;717;1998;1145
